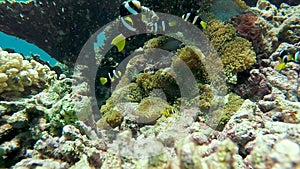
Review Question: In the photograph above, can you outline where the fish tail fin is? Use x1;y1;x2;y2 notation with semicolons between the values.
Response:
111;34;126;52
100;77;108;85
169;20;177;27
200;21;207;29
275;62;286;71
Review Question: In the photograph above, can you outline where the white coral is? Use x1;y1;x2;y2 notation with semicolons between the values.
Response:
0;48;57;94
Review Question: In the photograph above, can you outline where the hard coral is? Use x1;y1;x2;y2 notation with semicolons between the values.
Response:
135;70;180;102
0;49;56;97
205;19;256;84
248;1;300;56
215;93;244;131
174;46;209;84
234;69;271;101
133;97;169;124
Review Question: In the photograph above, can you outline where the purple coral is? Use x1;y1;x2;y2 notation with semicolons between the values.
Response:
234;69;271;101
230;12;262;41
229;12;266;56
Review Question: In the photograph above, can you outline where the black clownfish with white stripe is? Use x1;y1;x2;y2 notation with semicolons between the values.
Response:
151;19;177;34
111;0;146;52
182;12;207;30
100;69;122;85
275;49;300;71
120;0;142;16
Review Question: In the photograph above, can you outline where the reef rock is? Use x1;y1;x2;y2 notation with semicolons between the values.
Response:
252;0;300;56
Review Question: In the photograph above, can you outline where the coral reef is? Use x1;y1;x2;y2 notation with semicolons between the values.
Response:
133;96;169;124
1;0;300;168
14;123;106;169
135;70;180;101
205;19;256;84
230;12;262;41
251;0;300;57
0;50;97;167
98;83;143;129
214;93;245;130
0;48;56;95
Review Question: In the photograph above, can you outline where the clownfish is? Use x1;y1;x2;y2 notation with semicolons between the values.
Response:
111;0;146;52
100;69;122;85
120;0;142;16
161;107;178;118
151;19;177;34
275;49;300;71
111;16;176;52
182;12;207;30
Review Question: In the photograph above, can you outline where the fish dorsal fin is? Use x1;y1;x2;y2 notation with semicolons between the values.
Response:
124;16;133;25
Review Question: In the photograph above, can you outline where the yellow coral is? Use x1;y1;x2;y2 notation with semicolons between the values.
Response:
205;19;256;84
198;84;214;110
174;46;209;83
213;93;244;131
222;37;256;73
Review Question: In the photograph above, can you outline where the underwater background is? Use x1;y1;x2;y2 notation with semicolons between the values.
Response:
0;0;299;168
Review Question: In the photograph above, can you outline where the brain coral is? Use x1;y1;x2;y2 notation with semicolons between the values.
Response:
205;19;256;84
0;49;56;94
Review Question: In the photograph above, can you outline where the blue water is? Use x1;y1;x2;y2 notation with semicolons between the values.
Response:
0;32;57;66
94;32;106;49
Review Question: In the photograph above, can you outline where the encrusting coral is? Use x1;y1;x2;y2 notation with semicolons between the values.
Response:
0;48;56;95
135;69;180;102
214;93;244;130
205;19;256;84
174;46;209;84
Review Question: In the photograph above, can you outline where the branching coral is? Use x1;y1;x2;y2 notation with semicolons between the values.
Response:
205;19;256;84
